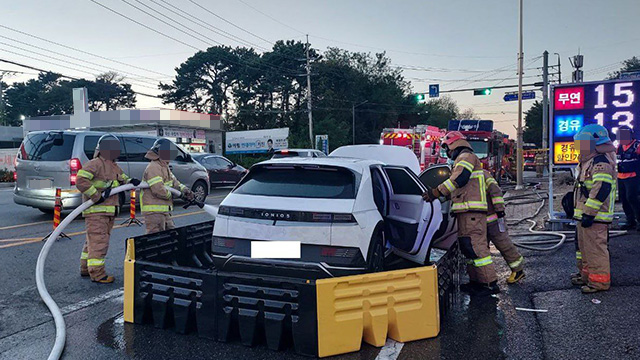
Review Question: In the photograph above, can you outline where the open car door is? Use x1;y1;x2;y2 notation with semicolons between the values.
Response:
418;164;458;253
373;165;443;265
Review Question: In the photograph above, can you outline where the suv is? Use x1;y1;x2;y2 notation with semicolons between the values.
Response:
14;130;210;212
211;145;457;278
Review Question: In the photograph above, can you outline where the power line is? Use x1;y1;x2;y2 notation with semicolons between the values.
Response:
0;24;171;78
188;0;273;45
236;0;306;35
0;58;160;98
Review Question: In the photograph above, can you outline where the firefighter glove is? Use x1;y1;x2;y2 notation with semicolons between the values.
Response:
181;188;195;201
496;211;506;218
581;214;595;228
95;187;112;205
129;178;141;186
422;188;440;202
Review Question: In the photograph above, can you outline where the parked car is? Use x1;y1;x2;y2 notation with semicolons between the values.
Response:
211;145;457;278
14;130;210;213
191;153;247;188
271;149;326;159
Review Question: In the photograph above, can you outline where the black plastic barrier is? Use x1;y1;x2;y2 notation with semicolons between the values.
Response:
125;221;459;357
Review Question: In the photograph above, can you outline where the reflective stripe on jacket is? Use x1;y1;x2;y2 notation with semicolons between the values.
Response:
141;150;187;213
76;155;130;216
573;144;617;223
484;170;505;223
437;150;488;213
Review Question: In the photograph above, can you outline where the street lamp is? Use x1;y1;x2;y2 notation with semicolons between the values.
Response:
352;100;368;145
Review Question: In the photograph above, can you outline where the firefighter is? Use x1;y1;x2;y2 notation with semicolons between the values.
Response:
616;126;640;231
423;131;498;296
76;134;140;283
571;124;616;293
141;138;195;234
484;170;525;284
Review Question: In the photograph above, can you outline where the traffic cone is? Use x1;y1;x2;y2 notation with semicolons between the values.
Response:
42;188;71;241
121;189;142;226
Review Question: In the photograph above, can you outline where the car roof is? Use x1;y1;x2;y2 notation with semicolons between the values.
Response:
27;130;157;138
258;156;382;173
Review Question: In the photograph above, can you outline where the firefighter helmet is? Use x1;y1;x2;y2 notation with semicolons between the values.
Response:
574;124;611;145
95;134;121;160
150;138;177;161
441;131;470;151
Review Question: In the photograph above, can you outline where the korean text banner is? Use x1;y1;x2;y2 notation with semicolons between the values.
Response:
551;79;640;165
225;128;289;154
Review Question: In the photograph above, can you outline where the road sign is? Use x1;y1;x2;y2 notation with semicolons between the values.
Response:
620;71;640;80
429;84;439;98
315;134;329;155
551;78;640;166
503;91;536;102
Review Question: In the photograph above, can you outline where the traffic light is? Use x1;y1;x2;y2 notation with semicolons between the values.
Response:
416;93;426;101
473;88;492;96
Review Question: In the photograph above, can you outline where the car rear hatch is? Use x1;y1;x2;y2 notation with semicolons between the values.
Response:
15;132;78;200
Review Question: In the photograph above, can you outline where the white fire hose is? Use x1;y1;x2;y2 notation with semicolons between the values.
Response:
36;182;218;360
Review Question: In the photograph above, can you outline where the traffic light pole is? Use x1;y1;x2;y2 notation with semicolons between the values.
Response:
515;0;525;190
542;51;549;176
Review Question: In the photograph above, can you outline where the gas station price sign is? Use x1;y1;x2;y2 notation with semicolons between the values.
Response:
551;78;640;165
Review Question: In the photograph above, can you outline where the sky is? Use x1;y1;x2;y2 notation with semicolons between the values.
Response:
1;0;639;137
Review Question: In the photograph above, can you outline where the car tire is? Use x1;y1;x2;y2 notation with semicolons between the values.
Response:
366;229;385;273
192;180;209;202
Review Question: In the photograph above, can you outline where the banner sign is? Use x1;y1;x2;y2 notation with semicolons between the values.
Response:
225;128;289;154
551;79;640;165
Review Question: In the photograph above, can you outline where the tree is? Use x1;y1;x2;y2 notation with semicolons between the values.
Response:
607;56;640;80
523;100;543;147
459;107;480;120
421;96;459;129
5;72;137;125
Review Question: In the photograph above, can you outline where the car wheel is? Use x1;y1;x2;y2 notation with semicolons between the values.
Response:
366;230;385;273
192;180;208;202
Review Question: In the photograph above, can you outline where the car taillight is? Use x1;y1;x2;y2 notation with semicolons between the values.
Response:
320;246;358;258
214;237;236;248
13;172;17;182
70;158;81;185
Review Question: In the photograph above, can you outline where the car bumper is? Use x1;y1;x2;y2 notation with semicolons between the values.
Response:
13;189;83;210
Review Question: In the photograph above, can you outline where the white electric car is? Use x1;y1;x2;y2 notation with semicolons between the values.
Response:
212;145;457;278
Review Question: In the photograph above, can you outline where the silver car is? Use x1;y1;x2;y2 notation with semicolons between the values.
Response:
14;130;210;213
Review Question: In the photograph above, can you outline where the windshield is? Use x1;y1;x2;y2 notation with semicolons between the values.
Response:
234;166;356;199
468;140;489;158
20;132;76;161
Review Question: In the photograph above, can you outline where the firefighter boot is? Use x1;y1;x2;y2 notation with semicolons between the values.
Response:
470;281;501;297
507;270;525;284
460;281;480;293
581;285;607;294
571;273;586;286
92;275;115;284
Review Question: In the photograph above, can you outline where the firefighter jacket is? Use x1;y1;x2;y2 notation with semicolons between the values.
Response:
437;149;487;213
141;150;188;214
76;155;131;216
573;143;617;223
483;170;505;223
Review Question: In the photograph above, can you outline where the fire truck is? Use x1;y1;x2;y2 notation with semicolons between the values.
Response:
447;120;510;182
380;125;446;171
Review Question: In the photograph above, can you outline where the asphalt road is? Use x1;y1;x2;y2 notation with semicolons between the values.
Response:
1;182;639;360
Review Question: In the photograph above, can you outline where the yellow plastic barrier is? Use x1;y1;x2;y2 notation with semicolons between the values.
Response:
316;265;440;358
123;238;135;323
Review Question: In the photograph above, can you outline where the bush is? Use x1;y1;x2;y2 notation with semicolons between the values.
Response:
0;169;13;182
225;154;271;169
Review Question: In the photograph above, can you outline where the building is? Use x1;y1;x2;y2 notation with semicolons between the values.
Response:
23;88;224;153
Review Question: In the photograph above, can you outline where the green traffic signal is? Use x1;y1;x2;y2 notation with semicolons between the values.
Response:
416;93;426;101
473;88;492;96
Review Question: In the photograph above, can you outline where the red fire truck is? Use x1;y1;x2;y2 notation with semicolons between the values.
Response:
380;125;446;171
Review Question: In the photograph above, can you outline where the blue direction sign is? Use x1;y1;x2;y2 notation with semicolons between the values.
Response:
503;91;536;102
429;84;439;98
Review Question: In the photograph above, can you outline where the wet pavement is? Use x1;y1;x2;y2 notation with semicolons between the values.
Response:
1;185;639;359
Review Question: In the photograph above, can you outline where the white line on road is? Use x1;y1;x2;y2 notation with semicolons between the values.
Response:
375;339;405;360
60;288;123;315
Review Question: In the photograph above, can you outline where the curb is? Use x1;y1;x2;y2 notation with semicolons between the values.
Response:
0;182;14;189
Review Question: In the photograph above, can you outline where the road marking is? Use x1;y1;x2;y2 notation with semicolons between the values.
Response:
60;288;124;315
0;210;207;249
375;339;404;360
0;220;52;231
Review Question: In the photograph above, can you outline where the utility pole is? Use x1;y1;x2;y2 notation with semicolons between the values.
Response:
515;0;525;189
555;53;562;84
305;34;314;148
542;51;549;176
352;100;368;145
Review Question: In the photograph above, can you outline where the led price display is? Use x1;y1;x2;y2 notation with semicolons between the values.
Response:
551;79;640;165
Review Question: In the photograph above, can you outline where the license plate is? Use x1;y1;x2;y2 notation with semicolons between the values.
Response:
29;178;53;189
251;241;301;259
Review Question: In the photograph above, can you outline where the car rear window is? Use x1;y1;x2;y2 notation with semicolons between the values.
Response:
20;132;76;161
234;166;356;199
272;151;301;158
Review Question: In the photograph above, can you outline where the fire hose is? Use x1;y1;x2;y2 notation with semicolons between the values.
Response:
36;182;218;360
